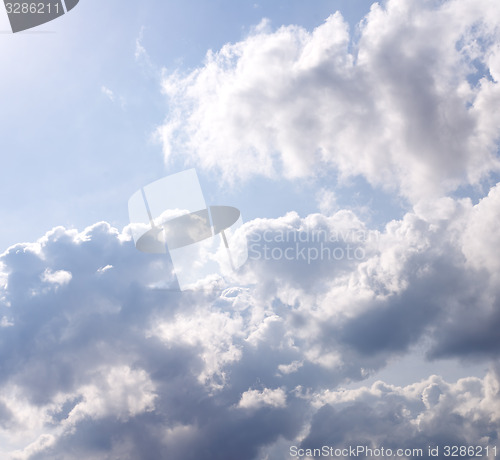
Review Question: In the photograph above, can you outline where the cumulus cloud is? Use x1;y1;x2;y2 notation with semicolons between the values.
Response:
238;185;500;365
158;0;500;203
286;369;500;460
238;388;287;410
0;178;498;458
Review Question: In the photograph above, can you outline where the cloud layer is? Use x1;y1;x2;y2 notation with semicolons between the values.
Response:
0;179;499;457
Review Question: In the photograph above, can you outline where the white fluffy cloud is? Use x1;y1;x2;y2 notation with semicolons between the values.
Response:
41;269;72;286
238;388;287;410
461;184;500;275
158;0;500;203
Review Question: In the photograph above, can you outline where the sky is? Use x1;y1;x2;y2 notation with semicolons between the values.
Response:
1;0;500;458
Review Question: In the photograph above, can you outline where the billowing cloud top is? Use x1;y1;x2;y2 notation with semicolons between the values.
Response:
0;183;500;458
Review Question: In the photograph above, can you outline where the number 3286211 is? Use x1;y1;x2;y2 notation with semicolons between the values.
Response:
5;3;60;14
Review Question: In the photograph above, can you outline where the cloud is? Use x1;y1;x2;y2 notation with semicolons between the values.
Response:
41;269;72;286
135;27;150;64
0;190;499;458
158;0;500;203
96;264;113;274
135;26;156;77
100;86;115;102
238;388;287;410
101;85;126;108
240;188;500;365
316;188;338;215
1;316;14;328
461;183;500;275
287;369;500;460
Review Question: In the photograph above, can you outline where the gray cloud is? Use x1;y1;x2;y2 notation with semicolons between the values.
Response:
0;183;499;458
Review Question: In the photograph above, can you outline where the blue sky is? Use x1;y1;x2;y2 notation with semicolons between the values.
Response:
0;0;382;251
1;0;500;458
